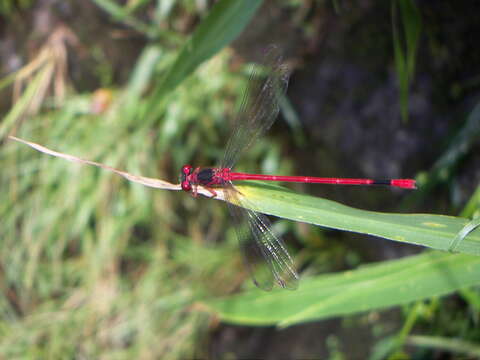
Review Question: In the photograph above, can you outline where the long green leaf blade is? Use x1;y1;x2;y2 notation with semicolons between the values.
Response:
232;182;480;255
205;251;480;327
149;0;263;109
392;0;422;123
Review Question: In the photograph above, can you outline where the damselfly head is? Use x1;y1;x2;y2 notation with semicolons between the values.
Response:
180;165;193;192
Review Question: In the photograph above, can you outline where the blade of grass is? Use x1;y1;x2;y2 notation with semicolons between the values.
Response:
432;102;480;174
0;66;50;140
411;101;480;203
392;0;421;123
407;335;480;358
146;0;263;117
204;251;480;327
233;182;480;255
400;0;421;76
125;45;163;101
461;185;480;218
91;0;156;37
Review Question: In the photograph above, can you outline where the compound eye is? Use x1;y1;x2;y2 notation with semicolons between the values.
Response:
181;181;192;192
182;165;192;175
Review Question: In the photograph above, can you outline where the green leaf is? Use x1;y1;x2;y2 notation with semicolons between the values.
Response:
203;183;480;327
147;0;263;115
406;102;480;206
232;182;480;255
92;0;155;36
205;251;480;327
392;0;422;123
406;335;480;358
400;0;421;76
462;185;480;218
0;65;49;140
125;45;163;101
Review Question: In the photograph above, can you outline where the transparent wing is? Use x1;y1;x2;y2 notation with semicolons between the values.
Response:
224;183;299;290
220;45;290;170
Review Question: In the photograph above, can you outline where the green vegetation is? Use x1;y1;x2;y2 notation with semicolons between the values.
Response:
208;251;480;326
392;0;422;123
0;0;34;16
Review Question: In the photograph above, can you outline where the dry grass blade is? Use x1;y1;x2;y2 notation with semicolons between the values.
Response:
9;135;179;190
12;25;79;110
8;136;226;199
1;25;82;141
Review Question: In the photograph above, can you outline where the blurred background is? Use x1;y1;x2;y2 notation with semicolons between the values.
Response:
1;0;479;358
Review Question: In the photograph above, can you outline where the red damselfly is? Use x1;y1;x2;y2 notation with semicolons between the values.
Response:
180;47;416;290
